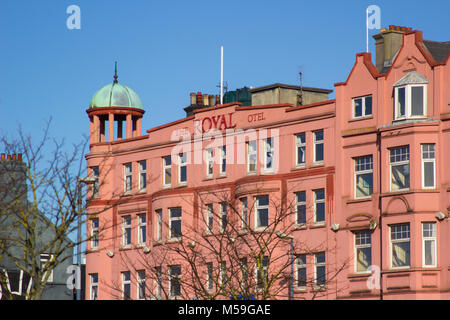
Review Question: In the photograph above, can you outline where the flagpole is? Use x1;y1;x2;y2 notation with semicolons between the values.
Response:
366;7;369;53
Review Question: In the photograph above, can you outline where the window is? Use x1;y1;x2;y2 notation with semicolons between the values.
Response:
155;209;163;242
256;256;269;290
178;153;187;184
355;230;372;273
122;271;131;300
122;215;131;247
206;262;214;292
169;207;182;239
313;189;325;224
163;156;171;187
91;166;99;197
220;262;228;288
40;254;54;283
124;163;132;193
205;203;214;233
90;273;98;300
220;202;227;233
421;144;435;189
295;191;306;226
137;270;146;300
169;265;181;298
314;252;326;287
395;85;427;119
255;195;269;229
220;146;226;176
138;160;146;191
247;140;257;174
422;222;437;267
353;95;372;118
154;266;162;298
390;224;410;268
240;258;248;291
91;218;99;249
240;197;248;230
354;155;373;198
295;133;306;166
296;254;307;289
137;214;147;245
205;148;213;178
390;146;410;191
263;137;274;172
313;130;324;163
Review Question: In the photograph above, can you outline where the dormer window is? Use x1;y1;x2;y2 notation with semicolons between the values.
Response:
394;71;428;120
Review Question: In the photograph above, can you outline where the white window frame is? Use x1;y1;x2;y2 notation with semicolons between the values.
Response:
295;191;306;226
137;270;146;300
263;137;274;172
169;207;182;240
313;130;324;164
422;222;437;268
313;189;325;224
163;156;172;187
122;271;131;300
90;273;98;300
421;144;436;189
390;223;410;269
220;146;226;176
91;166;99;197
352;95;373;118
124;163;132;193
138;160;147;192
178;153;187;184
254;195;269;230
205;203;214;234
40;253;54;283
122;215;132;247
220;202;227;233
206;262;214;292
240;197;248;230
247;140;257;174
295;133;306;167
219;262;228;288
169;265;181;298
154;266;162;299
91;218;99;249
354;155;374;199
155;209;163;242
137;213;147;246
389;146;410;192
394;84;427;120
314;252;326;287
255;256;269;291
205;148;214;178
295;254;307;290
354;230;372;273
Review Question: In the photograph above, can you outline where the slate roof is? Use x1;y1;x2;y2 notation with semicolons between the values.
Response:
423;40;450;63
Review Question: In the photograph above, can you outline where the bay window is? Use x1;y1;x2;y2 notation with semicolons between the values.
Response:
390;146;410;191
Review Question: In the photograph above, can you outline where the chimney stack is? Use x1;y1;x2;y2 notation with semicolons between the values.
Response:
373;25;413;73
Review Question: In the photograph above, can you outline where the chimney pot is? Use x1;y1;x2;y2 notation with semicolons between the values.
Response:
7;155;11;160
190;93;196;105
1;154;5;160
18;154;22;161
196;92;203;105
209;95;215;106
203;94;209;106
12;154;16;160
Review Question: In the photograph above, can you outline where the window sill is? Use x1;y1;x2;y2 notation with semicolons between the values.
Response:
346;197;373;204
167;238;182;243
291;165;306;171
294;287;307;293
293;224;307;230
310;223;326;229
162;185;172;189
203;177;214;182
175;183;187;188
311;162;324;168
347;272;371;279
349;115;373;122
119;246;132;251
216;174;227;180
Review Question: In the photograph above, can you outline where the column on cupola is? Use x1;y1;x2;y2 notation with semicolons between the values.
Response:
108;113;115;142
136;118;142;136
99;116;106;142
91;115;100;144
126;113;132;139
117;116;123;140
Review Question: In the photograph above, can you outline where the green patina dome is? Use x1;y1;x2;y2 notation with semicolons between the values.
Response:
89;82;143;109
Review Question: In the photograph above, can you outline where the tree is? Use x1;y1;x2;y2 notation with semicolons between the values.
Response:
113;180;350;300
0;120;111;300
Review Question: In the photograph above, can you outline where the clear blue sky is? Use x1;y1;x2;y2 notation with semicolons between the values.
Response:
0;0;449;146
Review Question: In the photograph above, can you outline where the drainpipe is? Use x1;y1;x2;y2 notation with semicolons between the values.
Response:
377;129;383;300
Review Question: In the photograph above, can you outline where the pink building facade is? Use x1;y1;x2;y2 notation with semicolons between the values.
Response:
84;26;450;300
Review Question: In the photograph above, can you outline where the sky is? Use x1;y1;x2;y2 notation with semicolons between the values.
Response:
0;0;449;148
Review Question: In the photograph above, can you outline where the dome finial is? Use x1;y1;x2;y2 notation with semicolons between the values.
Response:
113;61;118;84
